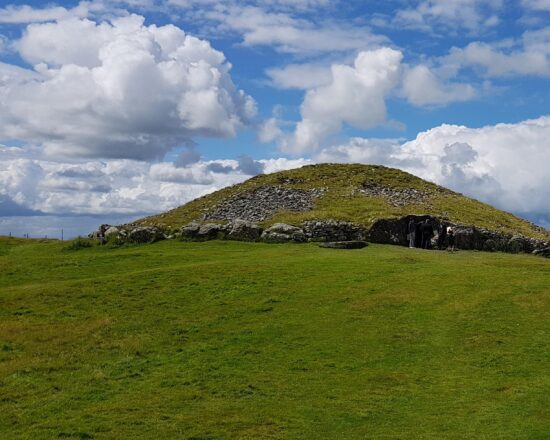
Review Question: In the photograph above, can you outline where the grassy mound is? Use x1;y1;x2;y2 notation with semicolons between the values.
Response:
1;237;549;438
136;164;548;240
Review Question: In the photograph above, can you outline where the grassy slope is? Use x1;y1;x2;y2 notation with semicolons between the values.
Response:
1;237;549;439
137;164;549;241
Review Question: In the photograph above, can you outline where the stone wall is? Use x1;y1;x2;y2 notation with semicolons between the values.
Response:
91;216;548;257
368;215;548;252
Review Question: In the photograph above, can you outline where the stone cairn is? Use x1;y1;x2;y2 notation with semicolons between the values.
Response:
89;183;549;256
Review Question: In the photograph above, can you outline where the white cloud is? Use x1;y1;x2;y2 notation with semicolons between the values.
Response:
315;138;405;166
174;147;201;167
258;118;283;143
394;0;502;33
0;148;308;217
445;39;550;77
283;48;403;153
237;155;264;175
402;65;477;106
0;35;7;53
199;5;386;55
0;14;256;161
317;116;550;222
400;117;550;216
0;61;42;84
522;0;550;11
149;162;214;184
266;62;333;90
432;27;550;79
261;157;311;174
0;3;89;24
0;1;161;24
167;0;331;13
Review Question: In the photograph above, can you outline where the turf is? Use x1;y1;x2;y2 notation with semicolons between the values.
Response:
0;237;549;439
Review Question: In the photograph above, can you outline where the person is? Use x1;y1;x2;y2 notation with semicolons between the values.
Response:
420;219;434;249
407;218;416;248
447;226;455;251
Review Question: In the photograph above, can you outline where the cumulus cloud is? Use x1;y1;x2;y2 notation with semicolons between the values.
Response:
522;0;550;11
0;35;7;53
0;0;160;24
283;48;403;153
402;65;477;106
0;194;43;216
315;138;405;166
266;62;333;90
445;39;550;77
168;0;331;11
149;162;214;184
394;0;502;33
204;156;265;175
258;118;283;143
237;155;265;175
317;116;550;223
0;3;89;23
400;117;550;214
0;14;256;161
185;4;386;55
174;147;201;167
0;148;308;217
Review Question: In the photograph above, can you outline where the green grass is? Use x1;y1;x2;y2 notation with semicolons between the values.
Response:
1;237;549;439
137;164;549;241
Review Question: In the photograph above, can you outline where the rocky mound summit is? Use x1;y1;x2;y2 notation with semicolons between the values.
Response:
93;164;549;255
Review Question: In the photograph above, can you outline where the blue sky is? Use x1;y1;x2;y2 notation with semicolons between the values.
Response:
0;0;549;237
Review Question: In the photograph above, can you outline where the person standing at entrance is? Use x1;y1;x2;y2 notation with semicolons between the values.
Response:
447;226;455;251
420;219;434;249
408;218;416;248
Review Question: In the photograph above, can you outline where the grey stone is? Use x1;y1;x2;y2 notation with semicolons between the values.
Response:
127;226;164;244
104;226;120;238
203;185;326;222
533;247;550;258
357;181;445;208
261;223;306;243
180;222;201;240
303;220;367;242
227;220;262;241
197;223;227;240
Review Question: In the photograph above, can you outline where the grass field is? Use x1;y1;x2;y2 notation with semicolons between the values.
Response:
0;237;549;439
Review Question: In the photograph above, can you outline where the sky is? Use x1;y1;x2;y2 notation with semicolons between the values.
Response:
0;0;549;238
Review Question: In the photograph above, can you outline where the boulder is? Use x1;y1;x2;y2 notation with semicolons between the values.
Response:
261;223;306;243
88;224;111;239
127;226;164;244
319;241;369;249
227;220;263;241
507;235;539;253
197;223;227;240
303;220;367;242
180;222;201;240
104;226;120;238
533;247;550;258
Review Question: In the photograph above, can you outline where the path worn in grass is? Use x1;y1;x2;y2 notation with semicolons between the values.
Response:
0;238;549;439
